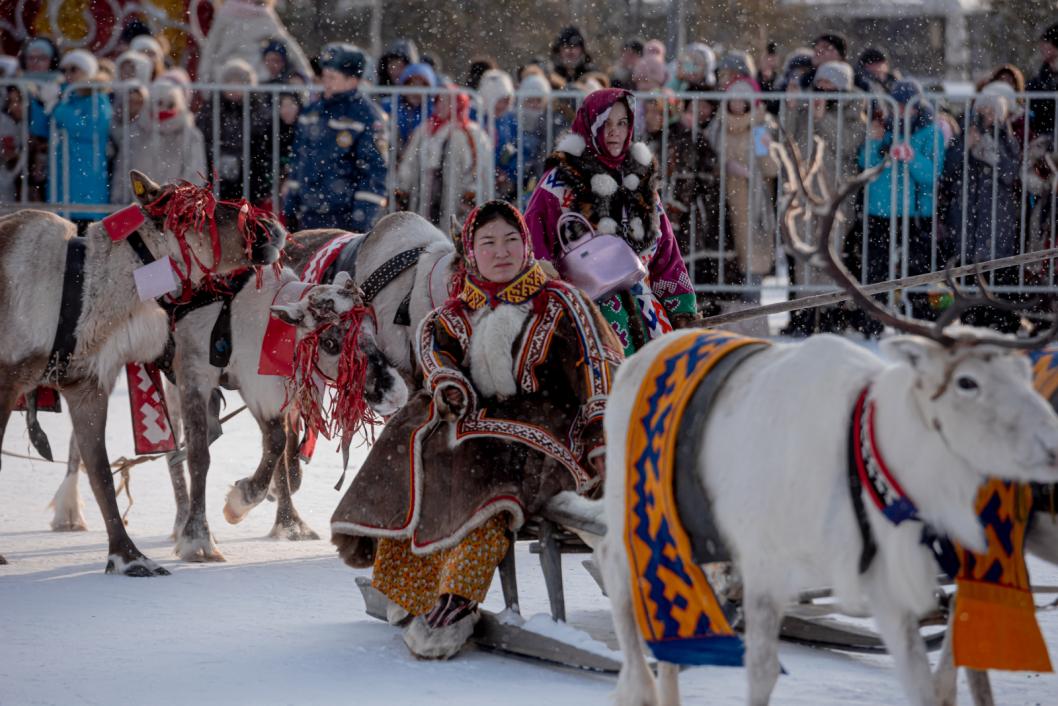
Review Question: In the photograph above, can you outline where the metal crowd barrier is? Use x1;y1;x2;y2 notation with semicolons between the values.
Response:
3;79;1058;300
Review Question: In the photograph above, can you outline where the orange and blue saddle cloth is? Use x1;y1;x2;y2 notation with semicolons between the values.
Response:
624;329;767;666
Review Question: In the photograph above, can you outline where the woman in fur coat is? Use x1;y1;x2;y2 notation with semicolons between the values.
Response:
331;201;622;660
523;88;697;355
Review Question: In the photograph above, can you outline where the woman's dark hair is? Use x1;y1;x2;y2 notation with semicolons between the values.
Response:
472;200;523;235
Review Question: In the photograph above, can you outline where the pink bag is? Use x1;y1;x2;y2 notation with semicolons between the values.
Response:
554;212;647;301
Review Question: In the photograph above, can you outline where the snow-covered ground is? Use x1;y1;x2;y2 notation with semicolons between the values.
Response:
2;380;1057;705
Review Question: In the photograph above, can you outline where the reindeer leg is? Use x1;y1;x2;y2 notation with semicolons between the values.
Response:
285;419;303;494
164;383;190;540
267;419;318;541
870;589;936;706
933;609;958;706
743;583;784;706
50;434;87;531
65;383;168;576
223;414;283;524
0;381;19;565
597;534;659;706
174;377;224;562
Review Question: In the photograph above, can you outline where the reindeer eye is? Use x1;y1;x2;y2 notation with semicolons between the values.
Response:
321;338;340;356
956;376;979;392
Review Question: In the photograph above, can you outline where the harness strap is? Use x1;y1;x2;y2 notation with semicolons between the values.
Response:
359;247;426;304
161;269;256;325
323;239;426;327
125;231;157;267
673;341;768;564
847;389;879;574
44;238;88;382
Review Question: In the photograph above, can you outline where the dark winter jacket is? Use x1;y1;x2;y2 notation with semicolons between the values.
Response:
1027;61;1058;137
283;88;388;230
197;93;274;203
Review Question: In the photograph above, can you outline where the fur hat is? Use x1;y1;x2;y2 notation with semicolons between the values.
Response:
115;50;152;85
813;61;854;92
130;35;164;62
519;73;551;97
219;58;257;85
59;50;98;79
478;69;514;112
717;50;756;80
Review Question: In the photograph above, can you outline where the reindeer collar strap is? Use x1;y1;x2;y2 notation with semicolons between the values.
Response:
43;238;88;383
847;387;960;576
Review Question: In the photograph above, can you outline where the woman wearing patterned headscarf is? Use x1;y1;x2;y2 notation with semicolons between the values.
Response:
523;88;697;355
330;200;622;660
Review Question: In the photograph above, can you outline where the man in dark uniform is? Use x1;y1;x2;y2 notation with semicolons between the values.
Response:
283;43;388;231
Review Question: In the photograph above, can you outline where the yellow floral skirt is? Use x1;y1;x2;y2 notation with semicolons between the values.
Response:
371;514;510;617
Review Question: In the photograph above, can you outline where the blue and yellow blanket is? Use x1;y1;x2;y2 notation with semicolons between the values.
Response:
623;329;765;666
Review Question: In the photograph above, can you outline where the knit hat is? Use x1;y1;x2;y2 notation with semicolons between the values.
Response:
519;73;551;97
813;32;848;59
478;69;514;112
115;50;152;85
398;62;437;87
680;43;716;85
130;35;164;62
219;58;257;85
813;61;854;92
632;56;667;87
889;79;924;106
59;49;98;79
319;43;366;78
717;50;756;80
261;38;289;59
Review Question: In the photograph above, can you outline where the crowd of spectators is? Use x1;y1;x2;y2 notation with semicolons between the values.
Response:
5;10;1058;335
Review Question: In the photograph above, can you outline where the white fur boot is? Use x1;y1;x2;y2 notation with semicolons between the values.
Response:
402;614;478;659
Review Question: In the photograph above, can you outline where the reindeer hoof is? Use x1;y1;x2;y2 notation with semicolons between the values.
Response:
268;519;320;541
51;517;88;532
105;554;170;576
175;529;226;562
223;479;265;525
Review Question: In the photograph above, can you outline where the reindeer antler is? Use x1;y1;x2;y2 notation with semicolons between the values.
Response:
775;137;1058;350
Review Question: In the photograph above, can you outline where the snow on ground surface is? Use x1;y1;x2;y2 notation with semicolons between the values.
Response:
2;378;1058;706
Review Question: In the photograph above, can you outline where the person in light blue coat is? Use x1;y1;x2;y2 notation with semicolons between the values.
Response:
29;50;111;231
857;79;945;321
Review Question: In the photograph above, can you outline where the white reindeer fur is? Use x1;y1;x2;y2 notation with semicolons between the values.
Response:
599;331;1058;706
49;469;87;531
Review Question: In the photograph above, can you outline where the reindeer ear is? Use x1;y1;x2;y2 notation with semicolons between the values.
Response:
880;335;945;373
332;271;360;299
129;170;162;205
271;303;305;326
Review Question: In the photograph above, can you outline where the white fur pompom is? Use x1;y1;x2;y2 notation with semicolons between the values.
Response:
630;217;645;240
623;173;640;191
597;217;618;234
556;133;586;156
630;142;652;166
591;173;619;197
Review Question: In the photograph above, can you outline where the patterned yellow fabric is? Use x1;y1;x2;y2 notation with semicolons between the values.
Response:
460;262;548;310
624;329;765;665
372;515;510;617
952;480;1052;672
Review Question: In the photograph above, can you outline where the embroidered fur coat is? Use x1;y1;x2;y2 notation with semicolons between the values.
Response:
331;268;622;567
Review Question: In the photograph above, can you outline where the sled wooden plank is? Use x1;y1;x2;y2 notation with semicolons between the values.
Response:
780;614;946;654
355;576;623;673
473;612;622;673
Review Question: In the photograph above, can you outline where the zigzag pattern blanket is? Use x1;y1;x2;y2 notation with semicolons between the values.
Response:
624;329;764;666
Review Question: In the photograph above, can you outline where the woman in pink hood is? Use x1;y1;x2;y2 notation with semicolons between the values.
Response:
523;88;697;354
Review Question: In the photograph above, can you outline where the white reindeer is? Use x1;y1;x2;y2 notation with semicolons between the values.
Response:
595;153;1058;705
0;171;287;575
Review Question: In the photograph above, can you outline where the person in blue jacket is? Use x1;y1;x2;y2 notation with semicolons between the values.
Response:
857;79;945;324
380;62;436;158
283;43;388;231
29;49;111;233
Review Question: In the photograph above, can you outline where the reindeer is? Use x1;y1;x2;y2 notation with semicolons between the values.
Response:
171;269;408;556
595;146;1058;705
0;171;287;575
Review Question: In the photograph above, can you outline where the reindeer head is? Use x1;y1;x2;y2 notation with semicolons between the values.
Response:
129;171;288;282
271;272;409;435
776;138;1058;492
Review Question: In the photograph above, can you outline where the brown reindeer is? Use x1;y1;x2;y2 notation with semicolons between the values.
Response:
0;171;287;576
